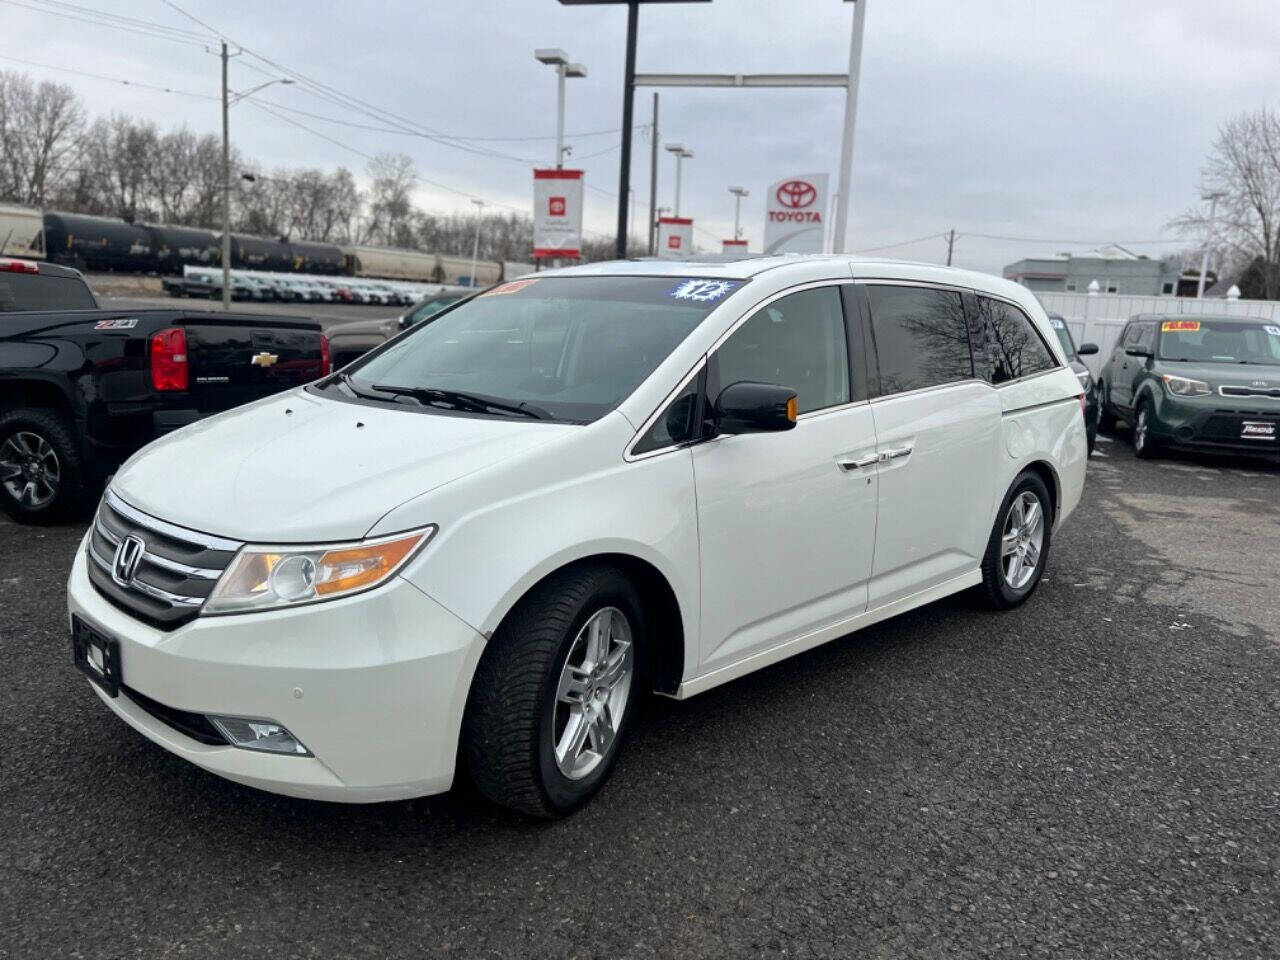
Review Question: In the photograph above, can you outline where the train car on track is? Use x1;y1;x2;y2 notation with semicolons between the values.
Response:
0;203;45;260
43;212;152;272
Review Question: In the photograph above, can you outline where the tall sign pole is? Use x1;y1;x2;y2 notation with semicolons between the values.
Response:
831;0;867;254
648;92;659;255
615;1;640;259
220;40;231;311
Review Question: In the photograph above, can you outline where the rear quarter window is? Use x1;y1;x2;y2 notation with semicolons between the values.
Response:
971;296;1058;384
0;272;97;312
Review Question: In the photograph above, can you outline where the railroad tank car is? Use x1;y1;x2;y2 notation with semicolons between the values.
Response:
145;224;219;275
288;240;344;275
229;233;293;272
42;211;152;271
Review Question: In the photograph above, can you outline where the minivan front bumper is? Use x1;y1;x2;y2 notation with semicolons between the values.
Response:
66;540;486;802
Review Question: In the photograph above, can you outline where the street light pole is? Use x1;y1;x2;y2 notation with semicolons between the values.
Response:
648;92;659;255
469;199;485;288
832;0;868;254
666;143;692;217
1197;191;1226;299
729;186;749;239
220;41;231;310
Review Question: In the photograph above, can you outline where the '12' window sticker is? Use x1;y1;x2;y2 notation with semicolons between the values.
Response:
669;279;740;303
1264;325;1280;336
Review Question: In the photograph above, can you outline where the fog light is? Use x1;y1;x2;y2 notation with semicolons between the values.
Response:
208;715;311;755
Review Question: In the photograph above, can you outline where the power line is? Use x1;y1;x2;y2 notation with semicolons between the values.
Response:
1;0;211;47
0;53;217;100
958;231;1190;246
852;232;949;254
40;0;211;40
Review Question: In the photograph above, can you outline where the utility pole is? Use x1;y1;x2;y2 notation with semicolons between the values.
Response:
614;0;639;259
1197;191;1225;298
469;199;485;287
945;228;955;266
648;92;659;256
729;186;749;240
832;0;868;254
220;40;231;310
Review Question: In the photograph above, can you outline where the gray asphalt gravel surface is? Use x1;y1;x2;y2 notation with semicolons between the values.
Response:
1;430;1278;959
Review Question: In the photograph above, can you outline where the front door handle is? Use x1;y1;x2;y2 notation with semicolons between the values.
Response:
836;453;879;472
879;445;913;462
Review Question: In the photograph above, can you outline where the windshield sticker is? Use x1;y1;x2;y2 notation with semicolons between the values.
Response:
1048;316;1065;329
1265;325;1280;336
93;317;139;330
482;278;538;297
668;279;740;303
1161;320;1200;332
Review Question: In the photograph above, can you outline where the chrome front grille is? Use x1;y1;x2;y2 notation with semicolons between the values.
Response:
1220;384;1280;399
86;489;242;629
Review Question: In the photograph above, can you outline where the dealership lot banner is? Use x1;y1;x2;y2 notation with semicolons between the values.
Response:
533;169;584;259
763;174;829;254
657;217;694;260
722;238;748;254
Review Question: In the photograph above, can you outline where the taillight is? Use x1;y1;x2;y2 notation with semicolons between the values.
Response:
150;327;189;391
319;334;331;375
0;258;39;273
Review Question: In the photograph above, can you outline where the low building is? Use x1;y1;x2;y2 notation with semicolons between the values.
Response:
1003;245;1183;296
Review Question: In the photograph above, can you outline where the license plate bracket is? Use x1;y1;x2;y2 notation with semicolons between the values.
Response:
1240;420;1277;441
72;615;121;698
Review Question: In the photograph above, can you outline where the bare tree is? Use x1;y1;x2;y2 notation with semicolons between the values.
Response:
0;72;85;206
362;153;417;247
1172;108;1280;299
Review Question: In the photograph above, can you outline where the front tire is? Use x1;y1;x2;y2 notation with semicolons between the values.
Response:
1133;400;1160;459
463;564;647;818
1096;383;1117;433
978;471;1053;610
0;408;91;524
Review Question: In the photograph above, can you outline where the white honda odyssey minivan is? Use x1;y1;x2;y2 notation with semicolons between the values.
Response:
67;256;1087;816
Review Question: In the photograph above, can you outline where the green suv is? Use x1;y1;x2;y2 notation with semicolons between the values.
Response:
1098;314;1280;459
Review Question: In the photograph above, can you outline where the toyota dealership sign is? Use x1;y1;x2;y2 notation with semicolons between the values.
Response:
763;173;829;255
533;169;584;260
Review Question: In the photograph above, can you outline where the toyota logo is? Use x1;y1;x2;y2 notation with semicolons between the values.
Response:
776;180;817;209
112;535;146;586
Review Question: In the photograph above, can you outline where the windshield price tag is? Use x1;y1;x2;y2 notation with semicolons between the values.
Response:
482;279;539;297
1265;325;1280;336
1048;317;1065;329
93;317;139;330
668;279;740;303
1161;320;1200;332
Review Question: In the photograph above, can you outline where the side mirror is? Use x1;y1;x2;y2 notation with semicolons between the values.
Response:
1076;342;1099;356
713;381;797;435
1125;344;1152;357
399;315;412;330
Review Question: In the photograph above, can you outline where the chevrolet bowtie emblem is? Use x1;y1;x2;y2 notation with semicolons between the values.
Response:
250;352;279;368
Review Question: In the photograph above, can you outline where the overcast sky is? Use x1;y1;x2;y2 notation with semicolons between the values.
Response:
4;0;1278;272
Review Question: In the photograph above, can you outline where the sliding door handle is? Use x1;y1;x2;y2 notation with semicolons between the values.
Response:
879;445;913;461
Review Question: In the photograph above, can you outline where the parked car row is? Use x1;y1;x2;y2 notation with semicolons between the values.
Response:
163;269;437;306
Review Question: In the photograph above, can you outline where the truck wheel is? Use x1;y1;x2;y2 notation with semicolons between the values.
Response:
463;563;647;818
0;408;91;524
1096;383;1117;433
1132;401;1161;460
978;470;1053;610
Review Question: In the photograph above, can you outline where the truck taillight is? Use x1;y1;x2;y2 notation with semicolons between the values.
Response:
320;333;331;375
0;258;39;273
150;327;189;391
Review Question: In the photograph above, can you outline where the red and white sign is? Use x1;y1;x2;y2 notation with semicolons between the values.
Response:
533;169;583;259
722;239;748;254
763;173;829;254
657;216;693;260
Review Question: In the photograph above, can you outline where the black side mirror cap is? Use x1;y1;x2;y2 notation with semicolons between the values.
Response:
713;381;798;435
1124;345;1152;357
1077;342;1099;356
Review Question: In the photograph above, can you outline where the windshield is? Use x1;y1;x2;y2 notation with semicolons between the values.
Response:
342;275;743;423
1047;315;1076;358
408;295;464;324
1157;319;1280;365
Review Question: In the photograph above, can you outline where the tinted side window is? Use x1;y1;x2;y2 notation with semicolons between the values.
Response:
1135;322;1156;351
0;273;96;312
633;370;702;454
866;285;972;395
715;286;849;414
973;297;1057;384
1121;323;1140;347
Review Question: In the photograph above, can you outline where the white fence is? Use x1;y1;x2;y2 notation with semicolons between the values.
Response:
1034;292;1280;375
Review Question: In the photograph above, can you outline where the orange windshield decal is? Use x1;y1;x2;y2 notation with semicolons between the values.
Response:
482;279;538;297
1161;320;1200;332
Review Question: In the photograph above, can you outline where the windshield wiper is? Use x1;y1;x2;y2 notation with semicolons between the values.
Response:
331;372;401;403
371;384;553;420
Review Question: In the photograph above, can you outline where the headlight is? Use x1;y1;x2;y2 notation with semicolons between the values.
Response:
1075;369;1092;390
1160;374;1211;397
204;526;435;614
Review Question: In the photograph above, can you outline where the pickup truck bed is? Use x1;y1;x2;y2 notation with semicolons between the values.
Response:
1;294;328;523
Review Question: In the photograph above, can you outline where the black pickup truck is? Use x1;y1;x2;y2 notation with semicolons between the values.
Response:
0;258;329;523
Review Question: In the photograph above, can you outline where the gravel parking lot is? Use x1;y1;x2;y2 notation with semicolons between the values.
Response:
2;433;1277;959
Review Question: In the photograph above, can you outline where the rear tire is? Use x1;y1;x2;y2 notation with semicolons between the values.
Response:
463;564;647;818
0;408;92;524
978;471;1053;610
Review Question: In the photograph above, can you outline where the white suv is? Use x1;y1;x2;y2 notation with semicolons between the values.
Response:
67;257;1087;816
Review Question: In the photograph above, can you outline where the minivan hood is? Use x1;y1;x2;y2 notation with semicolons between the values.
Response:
111;390;577;542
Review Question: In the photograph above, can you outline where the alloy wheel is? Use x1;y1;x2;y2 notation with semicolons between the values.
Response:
0;431;61;508
1134;408;1148;453
553;606;634;780
1000;491;1045;590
